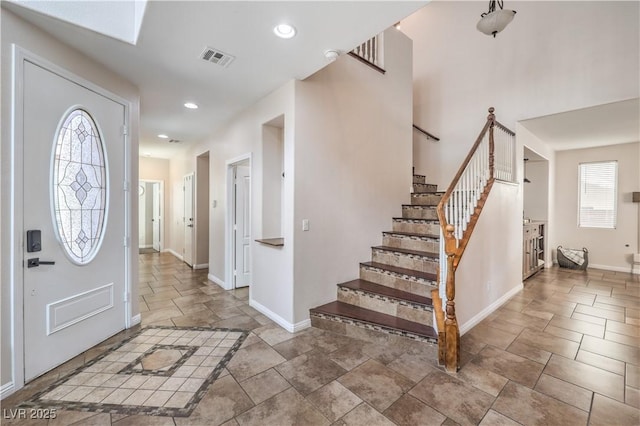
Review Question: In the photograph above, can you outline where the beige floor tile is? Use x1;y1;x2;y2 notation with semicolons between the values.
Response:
457;361;509;396
478;409;521;426
589;393;640;426
383;394;447;426
506;340;552;365
225;340;286;382
575;349;626;375
305;381;363;422
465;323;519;350
514;328;580;359
276;351;347;396
338;359;413;412
548;316;605;338
471;346;544;388
174;375;254;426
580;335;640;365
234;387;329;426
492;381;588;426
409;369;493;425
335;403;394;426
543;354;625;401
239;368;291;404
534;373;592;411
574;304;625;321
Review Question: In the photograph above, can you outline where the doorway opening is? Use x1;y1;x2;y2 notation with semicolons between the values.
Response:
225;154;252;289
183;173;195;267
523;146;550;278
138;180;163;254
195;152;210;269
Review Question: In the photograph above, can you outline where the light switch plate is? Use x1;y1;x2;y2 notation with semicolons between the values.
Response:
302;219;309;231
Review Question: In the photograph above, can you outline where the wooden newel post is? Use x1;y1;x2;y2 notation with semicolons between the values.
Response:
443;225;460;372
488;107;495;181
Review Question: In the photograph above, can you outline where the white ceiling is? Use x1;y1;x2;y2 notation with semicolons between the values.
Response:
520;98;640;152
4;0;428;158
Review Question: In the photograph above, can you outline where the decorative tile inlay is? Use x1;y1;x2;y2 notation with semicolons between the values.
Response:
21;326;248;417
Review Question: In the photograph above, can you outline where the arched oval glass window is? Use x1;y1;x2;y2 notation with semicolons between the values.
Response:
52;108;108;265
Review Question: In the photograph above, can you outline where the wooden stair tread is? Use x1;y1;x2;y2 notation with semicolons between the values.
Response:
361;261;438;281
310;301;437;338
372;246;439;259
338;279;432;306
383;231;440;240
402;204;437;209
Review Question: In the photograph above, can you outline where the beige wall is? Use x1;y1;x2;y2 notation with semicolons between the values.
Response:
195;154;210;267
1;9;139;394
524;161;549;222
404;1;639;187
292;28;414;323
554;142;640;272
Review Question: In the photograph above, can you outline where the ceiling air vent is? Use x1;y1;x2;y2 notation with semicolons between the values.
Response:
200;47;235;68
168;139;181;144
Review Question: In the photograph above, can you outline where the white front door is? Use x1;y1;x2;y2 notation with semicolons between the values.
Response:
152;183;161;251
23;60;127;381
184;174;194;267
234;165;251;288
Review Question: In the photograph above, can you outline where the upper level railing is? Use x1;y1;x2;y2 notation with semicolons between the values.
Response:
432;107;515;372
348;34;385;74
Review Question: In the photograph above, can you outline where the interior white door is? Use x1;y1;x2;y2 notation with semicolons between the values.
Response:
183;174;194;267
152;183;161;251
23;60;127;381
234;165;251;288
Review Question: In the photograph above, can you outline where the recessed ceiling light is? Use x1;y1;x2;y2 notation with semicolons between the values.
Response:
158;134;169;139
274;23;296;39
184;102;198;109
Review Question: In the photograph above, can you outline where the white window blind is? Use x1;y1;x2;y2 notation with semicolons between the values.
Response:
578;161;617;229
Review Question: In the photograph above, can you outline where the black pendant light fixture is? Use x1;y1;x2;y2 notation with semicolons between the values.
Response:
477;0;517;38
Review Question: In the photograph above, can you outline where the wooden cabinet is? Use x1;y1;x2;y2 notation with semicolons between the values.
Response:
523;222;545;280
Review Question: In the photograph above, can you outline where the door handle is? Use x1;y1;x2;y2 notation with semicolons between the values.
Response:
187;224;194;228
27;258;56;268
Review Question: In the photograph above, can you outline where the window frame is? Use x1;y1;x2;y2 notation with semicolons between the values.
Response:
577;160;618;229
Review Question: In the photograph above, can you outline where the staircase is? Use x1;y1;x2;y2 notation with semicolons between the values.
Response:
309;173;441;344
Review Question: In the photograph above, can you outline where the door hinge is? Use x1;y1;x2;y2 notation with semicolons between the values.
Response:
123;181;130;191
124;291;130;302
233;270;237;276
123;236;130;247
121;125;128;136
233;224;237;231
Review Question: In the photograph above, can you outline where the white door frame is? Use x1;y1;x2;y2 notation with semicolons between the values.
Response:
7;46;133;395
224;153;252;290
139;179;164;252
183;173;195;267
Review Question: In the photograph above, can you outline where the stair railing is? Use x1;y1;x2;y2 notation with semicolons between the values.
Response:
348;33;386;74
433;107;515;372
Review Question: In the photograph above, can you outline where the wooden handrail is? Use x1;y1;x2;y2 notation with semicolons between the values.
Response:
434;107;515;372
347;52;386;74
412;124;440;141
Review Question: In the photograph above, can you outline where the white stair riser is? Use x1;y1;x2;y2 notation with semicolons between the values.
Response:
402;206;438;220
337;287;433;325
360;266;436;297
392;220;440;235
371;250;438;274
382;234;439;252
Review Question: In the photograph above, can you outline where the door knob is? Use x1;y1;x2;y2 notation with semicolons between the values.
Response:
27;258;55;268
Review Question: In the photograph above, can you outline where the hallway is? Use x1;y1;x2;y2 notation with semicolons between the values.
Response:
1;253;638;425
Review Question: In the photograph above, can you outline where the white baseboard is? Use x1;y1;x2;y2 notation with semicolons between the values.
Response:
130;314;141;327
163;248;183;261
249;299;310;333
589;263;639;275
139;244;153;249
1;381;15;399
193;263;209;270
208;274;225;288
459;283;524;336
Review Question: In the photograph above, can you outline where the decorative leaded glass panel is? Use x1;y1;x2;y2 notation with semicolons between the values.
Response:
52;109;107;264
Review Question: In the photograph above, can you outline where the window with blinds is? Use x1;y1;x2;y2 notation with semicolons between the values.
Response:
578;161;617;229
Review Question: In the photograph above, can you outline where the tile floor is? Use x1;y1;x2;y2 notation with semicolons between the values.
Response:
2;252;639;425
